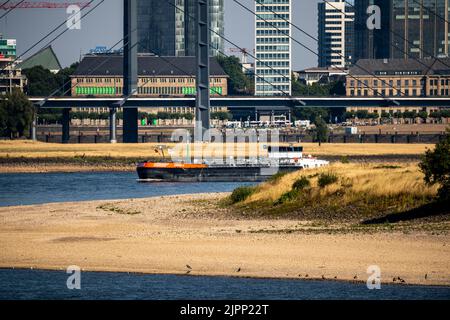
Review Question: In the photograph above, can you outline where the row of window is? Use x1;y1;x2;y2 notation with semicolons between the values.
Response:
256;60;290;67
256;53;290;59
349;79;423;88
74;86;224;96
256;29;289;36
256;68;290;75
256;37;289;44
256;13;289;21
256;76;290;83
256;45;290;52
256;21;289;28
256;5;289;12
257;0;290;4
256;84;290;93
75;77;224;84
349;88;450;97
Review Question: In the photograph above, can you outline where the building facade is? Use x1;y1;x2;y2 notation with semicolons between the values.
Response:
354;0;449;61
255;0;292;96
137;0;224;57
294;67;348;85
318;0;355;68
71;54;228;114
346;57;450;114
0;38;26;95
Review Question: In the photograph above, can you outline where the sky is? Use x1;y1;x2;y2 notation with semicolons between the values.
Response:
0;0;319;70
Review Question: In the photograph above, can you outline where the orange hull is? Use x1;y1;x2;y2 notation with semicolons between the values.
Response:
140;162;208;169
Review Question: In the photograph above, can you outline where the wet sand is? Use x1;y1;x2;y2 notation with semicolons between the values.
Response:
0;193;448;286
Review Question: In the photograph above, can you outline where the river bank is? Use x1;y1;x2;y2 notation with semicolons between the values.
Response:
0;193;448;286
0;141;433;173
0;154;426;173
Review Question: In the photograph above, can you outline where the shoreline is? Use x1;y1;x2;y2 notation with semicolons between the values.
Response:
0;193;448;287
0;154;423;174
2;266;448;288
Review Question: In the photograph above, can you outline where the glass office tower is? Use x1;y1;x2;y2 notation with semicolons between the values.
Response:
255;0;292;96
391;0;449;59
354;0;449;61
137;0;224;57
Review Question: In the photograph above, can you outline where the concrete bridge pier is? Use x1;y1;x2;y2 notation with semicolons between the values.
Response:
62;108;71;144
109;107;117;143
30;110;37;141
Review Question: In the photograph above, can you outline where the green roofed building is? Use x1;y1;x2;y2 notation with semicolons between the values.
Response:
19;46;62;74
70;54;229;114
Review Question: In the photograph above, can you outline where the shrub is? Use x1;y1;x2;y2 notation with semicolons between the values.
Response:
317;172;338;188
292;176;310;191
275;189;299;205
419;128;450;202
340;156;349;164
230;186;256;204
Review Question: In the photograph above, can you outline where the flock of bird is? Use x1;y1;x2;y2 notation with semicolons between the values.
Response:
182;265;427;284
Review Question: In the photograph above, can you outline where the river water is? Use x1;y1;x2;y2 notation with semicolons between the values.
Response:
0;172;448;300
0;269;449;300
0;172;252;207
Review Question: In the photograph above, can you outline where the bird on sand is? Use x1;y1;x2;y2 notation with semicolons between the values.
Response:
186;270;191;274
186;264;192;270
236;268;241;273
321;275;326;280
353;275;358;280
425;274;428;280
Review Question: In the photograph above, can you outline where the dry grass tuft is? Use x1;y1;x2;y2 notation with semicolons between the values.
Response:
235;163;440;222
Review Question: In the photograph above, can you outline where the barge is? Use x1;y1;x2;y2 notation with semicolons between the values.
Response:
136;145;329;182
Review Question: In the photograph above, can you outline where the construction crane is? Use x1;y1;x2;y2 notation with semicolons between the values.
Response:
228;47;252;64
0;1;91;9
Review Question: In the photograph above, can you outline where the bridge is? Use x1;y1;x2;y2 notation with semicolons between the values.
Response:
30;95;450;144
30;96;450;109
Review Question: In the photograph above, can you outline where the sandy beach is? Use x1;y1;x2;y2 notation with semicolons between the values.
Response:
0;193;448;286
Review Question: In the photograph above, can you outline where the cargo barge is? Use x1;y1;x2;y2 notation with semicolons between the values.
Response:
136;146;329;182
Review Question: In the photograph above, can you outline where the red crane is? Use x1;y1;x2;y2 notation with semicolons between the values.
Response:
0;1;91;9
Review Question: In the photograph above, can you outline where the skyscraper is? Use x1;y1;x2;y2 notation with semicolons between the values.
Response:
137;0;224;57
354;0;449;61
318;0;355;68
255;0;292;96
390;0;449;59
354;0;391;61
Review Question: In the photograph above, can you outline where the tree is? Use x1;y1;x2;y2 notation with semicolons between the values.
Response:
0;90;35;138
314;116;328;146
22;62;79;97
418;111;428;121
294;107;329;123
216;55;253;95
211;111;232;121
0;99;6;136
419;128;450;202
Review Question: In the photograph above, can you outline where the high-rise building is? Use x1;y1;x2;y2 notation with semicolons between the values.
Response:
137;0;224;57
0;37;26;95
354;0;449;61
354;0;391;61
318;0;355;68
255;0;292;96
